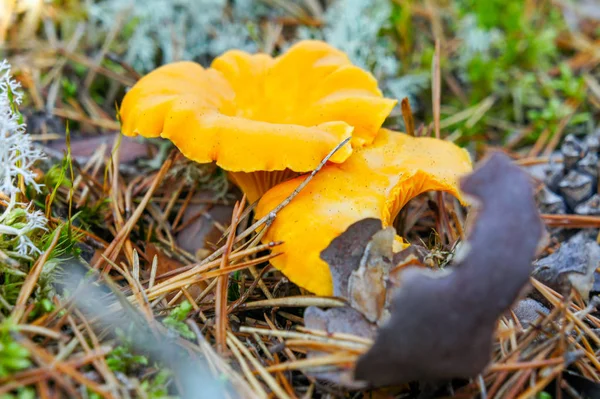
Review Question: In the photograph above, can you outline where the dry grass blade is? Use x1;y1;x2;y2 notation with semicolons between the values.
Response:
431;39;450;245
264;353;358;373
401;97;415;136
12;228;61;322
0;347;112;393
240;326;371;348
18;336;115;398
95;151;174;271
228;332;292;399
432;39;442;140
216;196;246;353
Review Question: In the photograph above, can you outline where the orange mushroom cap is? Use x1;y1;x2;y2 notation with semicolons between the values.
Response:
119;40;397;202
254;129;473;296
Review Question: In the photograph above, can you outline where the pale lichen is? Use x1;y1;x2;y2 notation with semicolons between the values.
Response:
0;60;43;195
298;0;428;109
88;0;262;72
0;60;47;257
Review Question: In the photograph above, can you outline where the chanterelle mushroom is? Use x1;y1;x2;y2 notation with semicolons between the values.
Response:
255;129;473;296
119;40;396;202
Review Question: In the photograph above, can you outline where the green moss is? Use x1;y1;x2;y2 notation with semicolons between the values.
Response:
162;301;195;340
0;322;31;378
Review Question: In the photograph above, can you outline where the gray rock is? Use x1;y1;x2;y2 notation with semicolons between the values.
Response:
561;134;587;170
586;132;600;153
577;151;599;179
575;194;600;216
592;272;600;296
536;186;566;214
558;170;594;209
512;299;550;328
544;161;564;192
526;163;550;181
533;232;600;300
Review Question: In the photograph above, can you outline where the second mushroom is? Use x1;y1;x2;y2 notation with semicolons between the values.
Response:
255;128;472;296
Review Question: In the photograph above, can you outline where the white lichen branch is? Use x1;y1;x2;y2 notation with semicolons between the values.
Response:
0;60;47;257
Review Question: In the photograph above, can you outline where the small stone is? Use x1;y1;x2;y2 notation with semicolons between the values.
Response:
536;186;566;214
533;232;600;300
544;162;564;192
577;151;599;178
558;170;594;209
561;134;587;170
592;272;600;296
512;299;549;328
574;194;600;216
525;163;551;182
585;132;600;153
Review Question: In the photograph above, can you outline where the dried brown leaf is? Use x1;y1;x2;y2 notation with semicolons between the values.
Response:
45;133;154;164
348;228;395;324
304;307;376;340
319;218;383;298
175;192;235;258
303;307;375;389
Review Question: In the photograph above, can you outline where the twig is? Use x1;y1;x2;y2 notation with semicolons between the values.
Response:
234;297;346;311
95;151;174;272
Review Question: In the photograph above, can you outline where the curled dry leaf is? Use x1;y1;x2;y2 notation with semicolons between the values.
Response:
175;191;235;258
304;151;543;388
316;217;425;326
303;218;399;387
348;227;395;324
389;244;429;284
355;151;543;386
320;217;383;298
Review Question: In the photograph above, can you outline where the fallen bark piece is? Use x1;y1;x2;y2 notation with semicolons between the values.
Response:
355;151;543;386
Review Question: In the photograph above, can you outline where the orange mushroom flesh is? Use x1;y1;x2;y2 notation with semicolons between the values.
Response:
254;129;473;296
119;40;397;203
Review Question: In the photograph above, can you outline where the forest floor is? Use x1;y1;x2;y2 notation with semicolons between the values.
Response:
1;1;600;398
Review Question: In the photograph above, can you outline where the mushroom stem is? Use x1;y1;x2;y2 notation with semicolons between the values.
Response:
228;170;300;204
